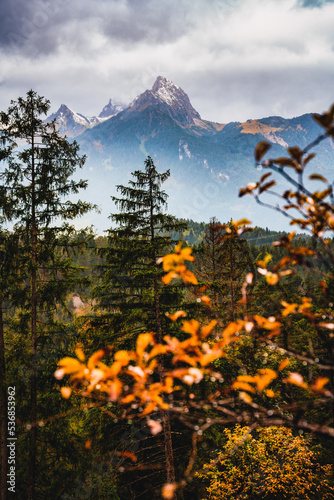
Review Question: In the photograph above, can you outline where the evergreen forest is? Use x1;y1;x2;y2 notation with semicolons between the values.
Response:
1;92;334;500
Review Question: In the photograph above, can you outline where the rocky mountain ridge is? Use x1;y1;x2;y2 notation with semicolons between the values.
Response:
46;77;333;232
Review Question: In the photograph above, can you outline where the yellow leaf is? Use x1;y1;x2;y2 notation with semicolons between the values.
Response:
257;254;272;268
234;218;252;228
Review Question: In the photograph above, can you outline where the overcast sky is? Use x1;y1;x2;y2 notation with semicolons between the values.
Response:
0;0;334;123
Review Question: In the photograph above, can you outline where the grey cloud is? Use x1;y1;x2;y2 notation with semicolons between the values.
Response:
0;0;198;57
0;0;75;56
100;0;194;45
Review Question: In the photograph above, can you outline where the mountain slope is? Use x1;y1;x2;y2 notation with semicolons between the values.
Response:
53;76;333;232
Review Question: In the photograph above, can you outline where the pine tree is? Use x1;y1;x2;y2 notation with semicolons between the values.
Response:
94;156;186;345
196;218;253;319
0;90;94;499
94;156;186;492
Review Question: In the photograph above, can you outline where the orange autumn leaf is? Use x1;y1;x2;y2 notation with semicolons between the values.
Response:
162;271;179;284
199;295;211;305
279;359;290;371
201;320;217;338
166;310;187;321
136;333;154;360
239;391;253;404
232;381;256;393
162;483;177;500
141;402;158;416
265;389;275;398
281;301;298;317
182;319;200;336
60;387;72;399
265;272;279;285
285;372;308;389
75;346;85;362
255;369;277;391
56;357;85;376
199;351;222;367
181;269;198;285
87;349;108;369
122;394;135;404
115;451;138;462
311;377;330;393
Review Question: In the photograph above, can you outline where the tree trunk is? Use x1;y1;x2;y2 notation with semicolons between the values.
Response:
0;299;7;500
149;177;176;495
28;126;37;500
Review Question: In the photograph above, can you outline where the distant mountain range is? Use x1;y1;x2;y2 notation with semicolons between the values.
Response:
46;77;334;233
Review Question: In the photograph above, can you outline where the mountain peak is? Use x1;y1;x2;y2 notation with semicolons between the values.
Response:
98;98;126;118
130;76;201;126
152;76;178;93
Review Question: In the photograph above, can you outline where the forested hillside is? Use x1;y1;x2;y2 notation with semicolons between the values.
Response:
1;93;334;500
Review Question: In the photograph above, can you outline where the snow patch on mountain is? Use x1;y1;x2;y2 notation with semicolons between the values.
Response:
263;132;288;148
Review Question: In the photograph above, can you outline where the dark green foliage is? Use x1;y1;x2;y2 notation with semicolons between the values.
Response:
0;90;95;498
93;156;187;346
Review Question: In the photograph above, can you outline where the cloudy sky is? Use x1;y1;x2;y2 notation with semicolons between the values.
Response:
0;0;334;123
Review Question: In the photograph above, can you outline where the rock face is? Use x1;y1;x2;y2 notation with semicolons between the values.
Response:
98;99;126;118
129;76;201;127
46;99;126;137
46;104;102;138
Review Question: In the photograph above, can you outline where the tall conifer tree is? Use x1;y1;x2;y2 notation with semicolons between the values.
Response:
94;156;186;491
95;156;186;344
0;90;94;499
